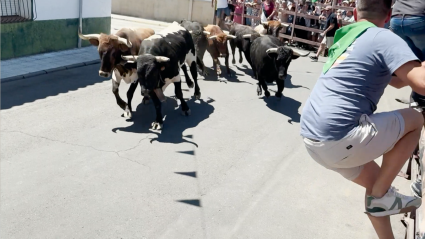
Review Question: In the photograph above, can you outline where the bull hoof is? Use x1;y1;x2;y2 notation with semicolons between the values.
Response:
275;92;283;99
142;97;150;105
182;109;191;116
122;110;132;119
187;81;194;88
219;78;227;83
194;92;201;100
265;91;271;98
239;58;243;64
151;122;163;130
232;59;236;64
257;86;262;96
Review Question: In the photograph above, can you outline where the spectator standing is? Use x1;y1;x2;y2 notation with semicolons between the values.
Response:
233;0;245;24
245;0;253;26
261;0;277;22
212;0;231;28
310;5;339;61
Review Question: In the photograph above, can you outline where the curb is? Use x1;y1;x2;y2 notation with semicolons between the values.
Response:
1;59;100;83
111;14;172;27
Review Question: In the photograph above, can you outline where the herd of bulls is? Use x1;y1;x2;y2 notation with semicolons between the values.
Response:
78;20;310;129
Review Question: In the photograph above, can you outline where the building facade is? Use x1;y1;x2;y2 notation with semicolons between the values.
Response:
1;0;111;60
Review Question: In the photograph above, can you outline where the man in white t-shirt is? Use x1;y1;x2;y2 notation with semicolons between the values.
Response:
212;0;231;28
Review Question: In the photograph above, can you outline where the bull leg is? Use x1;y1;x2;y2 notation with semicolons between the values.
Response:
239;49;243;64
225;54;231;77
124;81;138;119
181;64;194;88
230;40;236;64
214;58;222;76
275;79;285;100
174;81;191;116
185;51;201;99
259;78;270;98
197;47;208;76
112;77;127;111
149;91;164;130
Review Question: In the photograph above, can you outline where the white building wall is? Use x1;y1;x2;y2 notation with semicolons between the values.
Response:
35;0;111;21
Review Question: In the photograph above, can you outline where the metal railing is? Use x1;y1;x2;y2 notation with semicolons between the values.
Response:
1;0;37;23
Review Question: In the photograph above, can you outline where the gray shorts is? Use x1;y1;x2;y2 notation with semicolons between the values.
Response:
303;111;405;180
216;7;230;17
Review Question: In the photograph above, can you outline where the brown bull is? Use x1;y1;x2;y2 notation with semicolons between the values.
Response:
204;24;236;77
78;27;155;118
255;20;289;37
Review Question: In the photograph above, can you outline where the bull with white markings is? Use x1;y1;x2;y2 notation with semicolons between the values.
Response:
250;35;309;99
122;22;200;130
254;20;289;37
78;27;155;116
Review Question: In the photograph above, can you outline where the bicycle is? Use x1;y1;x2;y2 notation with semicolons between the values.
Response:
396;94;425;239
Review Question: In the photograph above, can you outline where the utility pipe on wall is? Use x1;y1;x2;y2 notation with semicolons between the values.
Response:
188;0;193;21
78;0;83;48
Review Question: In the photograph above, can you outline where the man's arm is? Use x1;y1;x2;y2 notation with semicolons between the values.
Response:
389;76;408;89
394;61;425;95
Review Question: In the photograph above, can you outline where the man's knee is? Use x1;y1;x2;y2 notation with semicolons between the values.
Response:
398;108;424;133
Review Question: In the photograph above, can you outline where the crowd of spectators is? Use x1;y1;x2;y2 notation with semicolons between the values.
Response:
226;0;357;51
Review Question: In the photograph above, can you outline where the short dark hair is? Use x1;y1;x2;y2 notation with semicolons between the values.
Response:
356;0;392;19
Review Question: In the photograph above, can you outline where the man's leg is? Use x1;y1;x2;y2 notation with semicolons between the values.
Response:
371;108;423;198
350;108;423;238
310;37;326;61
353;162;395;239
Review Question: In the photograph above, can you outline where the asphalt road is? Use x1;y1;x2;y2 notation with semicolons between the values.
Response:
1;20;414;239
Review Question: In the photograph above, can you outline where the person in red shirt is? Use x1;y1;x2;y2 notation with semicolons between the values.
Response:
261;0;277;22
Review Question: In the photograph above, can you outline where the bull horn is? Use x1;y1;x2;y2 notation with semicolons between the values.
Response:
223;30;230;35
122;55;139;61
155;56;170;62
203;31;210;35
281;23;290;27
242;34;251;39
292;49;310;57
189;30;193;34
266;48;278;54
78;29;100;40
260;34;265;36
208;35;218;40
117;36;132;48
226;34;236;39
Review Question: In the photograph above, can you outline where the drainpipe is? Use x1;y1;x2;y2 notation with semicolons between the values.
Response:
188;0;193;21
78;0;83;48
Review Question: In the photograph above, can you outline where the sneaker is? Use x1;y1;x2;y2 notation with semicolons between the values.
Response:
310;56;318;62
365;186;421;217
411;178;422;198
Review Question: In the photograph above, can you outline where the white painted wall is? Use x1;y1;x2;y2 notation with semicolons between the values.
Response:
35;0;111;21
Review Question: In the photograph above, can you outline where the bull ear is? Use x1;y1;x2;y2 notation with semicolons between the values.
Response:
89;39;100;46
119;44;129;52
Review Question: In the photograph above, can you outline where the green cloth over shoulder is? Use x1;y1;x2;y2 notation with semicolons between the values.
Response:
323;21;376;74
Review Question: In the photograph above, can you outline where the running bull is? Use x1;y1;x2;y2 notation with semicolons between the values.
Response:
180;20;209;76
228;23;261;68
204;24;236;77
78;27;155;117
122;22;201;130
250;35;310;99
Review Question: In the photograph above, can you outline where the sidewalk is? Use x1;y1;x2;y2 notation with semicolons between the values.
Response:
1;15;171;83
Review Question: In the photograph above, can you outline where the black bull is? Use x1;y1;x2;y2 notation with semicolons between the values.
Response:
180;20;209;76
250;35;310;99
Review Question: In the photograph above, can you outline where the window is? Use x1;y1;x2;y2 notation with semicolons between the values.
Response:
1;0;36;23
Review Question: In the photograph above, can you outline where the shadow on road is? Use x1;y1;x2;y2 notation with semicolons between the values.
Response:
263;96;302;124
202;66;253;85
112;97;215;147
1;64;108;110
285;74;310;90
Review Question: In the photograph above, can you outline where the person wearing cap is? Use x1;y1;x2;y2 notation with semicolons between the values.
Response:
310;5;339;61
301;0;425;237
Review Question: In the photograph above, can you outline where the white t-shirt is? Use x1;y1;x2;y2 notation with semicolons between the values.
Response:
217;0;228;9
